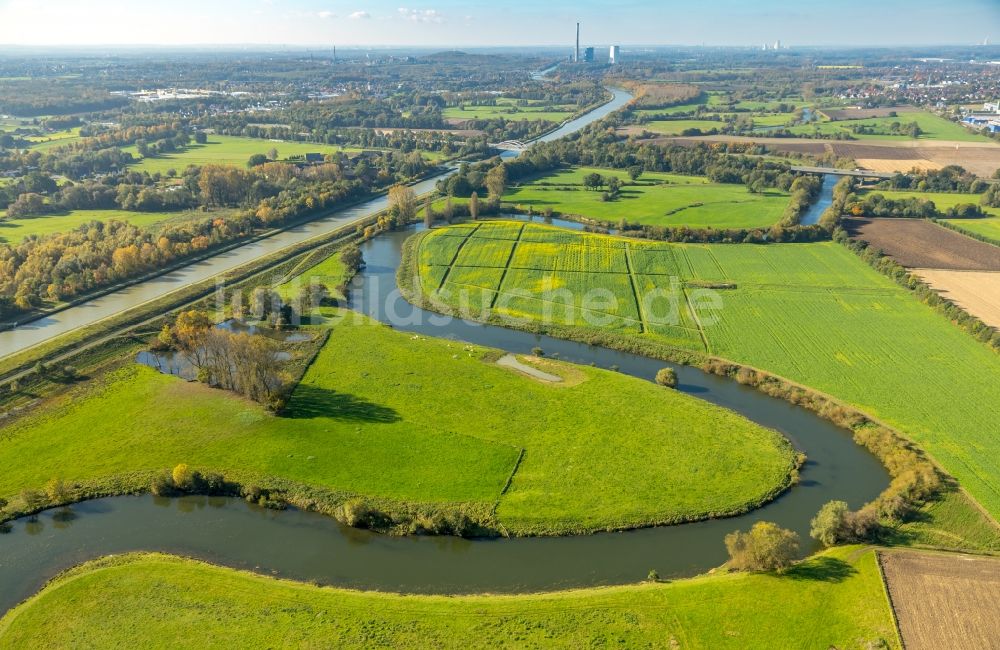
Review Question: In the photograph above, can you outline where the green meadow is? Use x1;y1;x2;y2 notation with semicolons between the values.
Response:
0;313;794;535
633;119;730;135
0;208;235;244
442;98;576;123
942;215;1000;240
123;135;444;175
0;548;899;649
413;223;1000;520
788;111;990;142
504;166;790;229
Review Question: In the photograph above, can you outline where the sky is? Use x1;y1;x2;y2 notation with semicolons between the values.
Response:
0;0;998;47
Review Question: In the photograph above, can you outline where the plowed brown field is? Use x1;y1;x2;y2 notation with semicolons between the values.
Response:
879;551;1000;650
844;218;1000;271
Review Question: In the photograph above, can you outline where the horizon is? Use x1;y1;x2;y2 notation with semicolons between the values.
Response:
0;0;998;48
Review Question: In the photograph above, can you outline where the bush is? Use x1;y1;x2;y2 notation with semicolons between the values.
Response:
44;478;71;503
150;472;175;496
172;463;197;490
725;521;800;572
810;500;850;546
341;498;387;529
655;367;678;388
19;488;47;520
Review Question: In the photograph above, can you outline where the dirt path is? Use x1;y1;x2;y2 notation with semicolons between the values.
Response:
496;354;563;382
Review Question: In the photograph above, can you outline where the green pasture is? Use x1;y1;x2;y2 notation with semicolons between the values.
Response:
0;548;897;649
504;166;790;229
0;312;793;535
0;209;220;244
123;135;443;175
787;111;991;142
414;223;1000;521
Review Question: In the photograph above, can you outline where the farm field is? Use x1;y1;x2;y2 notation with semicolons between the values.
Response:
785;111;991;142
442;99;576;123
0;312;795;535
857;189;1000;216
843;218;1000;270
879;551;1000;650
504;166;790;229
631;119;730;135
412;222;1000;520
942;215;1000;241
0;208;233;244
911;269;1000;328
122;135;444;175
0;548;899;649
662;135;1000;177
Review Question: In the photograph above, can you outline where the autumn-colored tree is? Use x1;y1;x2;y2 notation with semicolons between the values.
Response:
172;463;195;489
388;184;417;223
485;163;507;205
725;521;799;572
44;478;71;504
469;191;480;221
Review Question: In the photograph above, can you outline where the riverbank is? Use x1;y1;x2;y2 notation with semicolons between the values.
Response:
0;549;900;649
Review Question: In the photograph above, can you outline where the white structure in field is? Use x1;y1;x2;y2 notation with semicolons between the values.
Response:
609;45;620;64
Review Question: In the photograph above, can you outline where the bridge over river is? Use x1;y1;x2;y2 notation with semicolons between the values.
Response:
789;165;895;179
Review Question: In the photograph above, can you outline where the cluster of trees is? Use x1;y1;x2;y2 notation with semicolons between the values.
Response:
0;155;425;315
441;138;801;205
877;165;990;194
810;424;940;546
846;193;985;219
0;77;128;116
851;120;922;138
158;310;290;407
0;218;250;312
777;175;824;227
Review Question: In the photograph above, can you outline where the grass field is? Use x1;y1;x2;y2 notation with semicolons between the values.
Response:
633;119;730;135
786;111;991;142
942;216;1000;240
857;189;999;216
0;313;794;535
275;247;349;302
0;208;234;244
0;548;899;649
122;135;444;175
504;167;790;229
442;99;576;123
414;222;1000;521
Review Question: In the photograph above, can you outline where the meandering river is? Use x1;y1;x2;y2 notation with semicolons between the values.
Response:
0;86;889;614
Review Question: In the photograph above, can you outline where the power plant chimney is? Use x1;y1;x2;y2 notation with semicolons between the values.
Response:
575;23;580;62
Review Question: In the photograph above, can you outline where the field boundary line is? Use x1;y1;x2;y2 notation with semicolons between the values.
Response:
488;223;526;310
624;244;648;334
874;550;907;650
493;447;526;538
682;287;711;353
436;224;481;292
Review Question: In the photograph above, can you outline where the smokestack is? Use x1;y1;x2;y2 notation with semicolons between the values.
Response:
575;23;580;62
